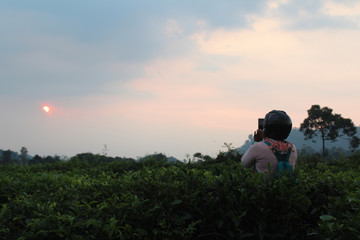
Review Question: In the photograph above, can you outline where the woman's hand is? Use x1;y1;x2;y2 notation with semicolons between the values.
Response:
254;129;264;142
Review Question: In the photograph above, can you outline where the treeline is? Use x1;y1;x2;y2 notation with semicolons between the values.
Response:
0;148;139;166
0;147;187;168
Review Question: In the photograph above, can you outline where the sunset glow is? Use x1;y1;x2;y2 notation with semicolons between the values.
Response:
1;1;360;160
42;106;50;113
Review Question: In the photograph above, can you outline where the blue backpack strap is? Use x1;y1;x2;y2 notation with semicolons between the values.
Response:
264;141;293;173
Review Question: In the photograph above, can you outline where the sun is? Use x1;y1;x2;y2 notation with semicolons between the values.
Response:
42;105;51;113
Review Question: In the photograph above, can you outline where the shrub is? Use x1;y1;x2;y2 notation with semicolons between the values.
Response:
1;153;360;239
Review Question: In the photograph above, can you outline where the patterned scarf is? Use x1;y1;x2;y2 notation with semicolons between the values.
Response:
263;137;293;161
264;137;292;150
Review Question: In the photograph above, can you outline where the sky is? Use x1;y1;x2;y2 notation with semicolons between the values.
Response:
1;0;360;160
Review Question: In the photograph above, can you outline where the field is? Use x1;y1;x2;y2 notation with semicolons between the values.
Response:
1;151;360;240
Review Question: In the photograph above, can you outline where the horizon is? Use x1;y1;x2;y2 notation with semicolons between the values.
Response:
1;1;360;160
2;126;359;160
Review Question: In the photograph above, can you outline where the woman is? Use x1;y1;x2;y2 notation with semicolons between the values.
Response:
241;110;297;174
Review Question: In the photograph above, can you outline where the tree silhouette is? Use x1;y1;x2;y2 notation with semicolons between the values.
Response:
20;147;28;165
300;105;359;157
1;150;12;164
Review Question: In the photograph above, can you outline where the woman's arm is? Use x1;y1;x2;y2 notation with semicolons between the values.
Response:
241;144;258;168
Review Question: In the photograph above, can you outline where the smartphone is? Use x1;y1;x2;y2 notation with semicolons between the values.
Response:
258;118;264;130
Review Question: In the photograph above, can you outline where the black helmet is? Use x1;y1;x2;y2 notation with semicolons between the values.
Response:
263;110;292;140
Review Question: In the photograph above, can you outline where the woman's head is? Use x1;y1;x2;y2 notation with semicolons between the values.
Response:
263;110;292;141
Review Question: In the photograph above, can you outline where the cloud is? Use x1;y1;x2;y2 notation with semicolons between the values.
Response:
191;12;360;81
323;0;360;17
267;0;288;10
192;17;299;58
102;12;360;132
0;0;317;99
0;9;147;97
2;0;360;158
165;19;185;38
259;0;360;30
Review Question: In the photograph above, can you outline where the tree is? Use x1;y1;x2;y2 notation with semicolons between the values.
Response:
30;154;43;164
300;105;360;157
193;152;212;162
1;150;12;164
20;147;28;165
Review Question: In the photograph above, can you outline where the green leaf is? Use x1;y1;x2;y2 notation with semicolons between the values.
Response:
135;228;147;236
0;204;7;218
171;199;182;206
320;215;336;221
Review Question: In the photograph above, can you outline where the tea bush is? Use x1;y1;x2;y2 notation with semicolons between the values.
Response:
1;153;360;239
